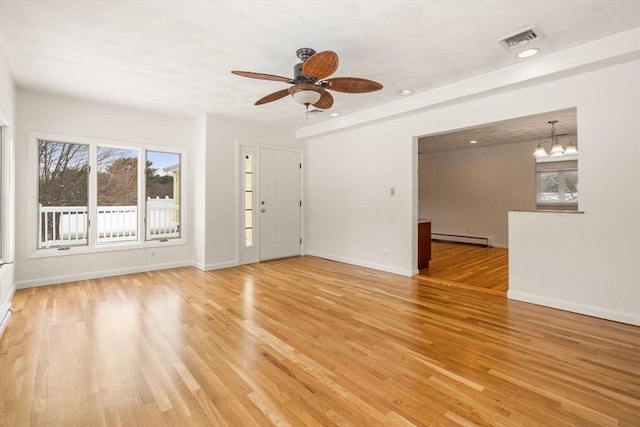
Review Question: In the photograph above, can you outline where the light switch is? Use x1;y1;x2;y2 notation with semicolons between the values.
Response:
390;187;395;196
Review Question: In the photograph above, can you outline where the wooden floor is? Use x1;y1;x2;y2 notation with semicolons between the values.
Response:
420;241;509;295
1;257;639;426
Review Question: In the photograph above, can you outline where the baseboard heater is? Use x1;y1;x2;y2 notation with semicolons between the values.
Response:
0;303;12;338
432;232;490;247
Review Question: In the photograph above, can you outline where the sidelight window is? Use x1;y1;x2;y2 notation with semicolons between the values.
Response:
244;154;254;247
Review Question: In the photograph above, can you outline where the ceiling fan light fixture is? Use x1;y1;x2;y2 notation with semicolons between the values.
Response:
292;90;322;106
289;84;322;106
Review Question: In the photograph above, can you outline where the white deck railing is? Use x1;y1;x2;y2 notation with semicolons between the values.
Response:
39;200;180;248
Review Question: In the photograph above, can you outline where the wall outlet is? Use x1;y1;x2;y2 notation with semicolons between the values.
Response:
150;250;156;259
384;249;389;257
389;187;395;196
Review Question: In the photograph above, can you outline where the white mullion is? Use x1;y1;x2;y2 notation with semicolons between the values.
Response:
87;144;97;247
558;171;567;202
139;149;146;243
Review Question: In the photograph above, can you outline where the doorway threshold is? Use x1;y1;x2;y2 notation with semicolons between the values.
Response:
414;275;506;297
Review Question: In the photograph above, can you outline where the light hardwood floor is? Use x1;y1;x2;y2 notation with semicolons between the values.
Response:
1;256;639;426
420;241;509;295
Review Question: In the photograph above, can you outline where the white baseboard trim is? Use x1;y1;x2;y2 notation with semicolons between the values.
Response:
191;260;205;271
0;302;12;338
202;261;238;271
305;251;414;277
508;290;640;326
15;260;193;289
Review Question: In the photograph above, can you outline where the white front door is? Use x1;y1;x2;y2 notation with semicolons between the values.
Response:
259;148;301;261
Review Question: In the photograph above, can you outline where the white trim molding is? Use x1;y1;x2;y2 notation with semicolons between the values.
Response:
15;260;192;289
508;290;640;326
305;251;414;277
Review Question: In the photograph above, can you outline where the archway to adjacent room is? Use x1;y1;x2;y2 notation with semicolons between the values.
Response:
415;107;578;295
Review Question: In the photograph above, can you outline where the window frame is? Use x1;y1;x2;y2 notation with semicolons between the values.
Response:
37;138;90;249
0;125;4;262
535;157;578;208
243;153;254;249
0;122;13;267
28;132;188;258
145;150;182;242
95;143;144;246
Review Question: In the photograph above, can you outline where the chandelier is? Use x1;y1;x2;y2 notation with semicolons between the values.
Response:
533;120;578;158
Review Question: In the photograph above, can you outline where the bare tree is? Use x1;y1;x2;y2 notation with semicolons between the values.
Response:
39;140;89;242
98;157;137;205
39;140;89;206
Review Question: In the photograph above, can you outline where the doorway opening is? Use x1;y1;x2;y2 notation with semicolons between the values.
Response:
416;107;577;295
238;145;302;265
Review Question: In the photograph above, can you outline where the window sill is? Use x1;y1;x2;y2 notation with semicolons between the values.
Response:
512;209;584;214
28;238;187;259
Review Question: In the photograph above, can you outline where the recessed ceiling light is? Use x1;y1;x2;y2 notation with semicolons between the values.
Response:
398;89;413;95
517;48;540;58
328;112;340;117
469;140;478;144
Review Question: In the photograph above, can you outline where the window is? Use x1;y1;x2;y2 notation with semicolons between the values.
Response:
0;126;3;261
30;132;186;255
97;146;138;243
38;140;89;248
536;159;578;206
244;154;254;247
146;151;181;241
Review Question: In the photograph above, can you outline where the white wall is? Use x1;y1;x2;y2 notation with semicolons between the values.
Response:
509;59;640;325
11;90;299;286
191;114;207;269
305;58;640;325
306;124;415;276
419;141;537;248
15;90;196;287
200;114;297;270
0;38;16;312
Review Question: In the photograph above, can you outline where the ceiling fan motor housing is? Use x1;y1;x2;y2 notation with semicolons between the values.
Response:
293;62;319;84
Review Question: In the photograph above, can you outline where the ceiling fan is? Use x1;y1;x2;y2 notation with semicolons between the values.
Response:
231;48;383;112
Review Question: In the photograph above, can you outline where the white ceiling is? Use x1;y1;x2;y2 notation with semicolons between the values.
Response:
0;1;638;132
418;108;577;154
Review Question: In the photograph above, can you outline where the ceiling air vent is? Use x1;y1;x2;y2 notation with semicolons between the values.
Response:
498;25;544;49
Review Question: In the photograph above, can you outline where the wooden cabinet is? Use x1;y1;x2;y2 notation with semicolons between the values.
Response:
418;221;431;270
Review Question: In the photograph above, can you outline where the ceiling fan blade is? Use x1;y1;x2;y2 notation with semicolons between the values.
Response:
232;70;292;83
302;50;339;80
324;77;383;93
313;90;334;109
255;89;291;105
